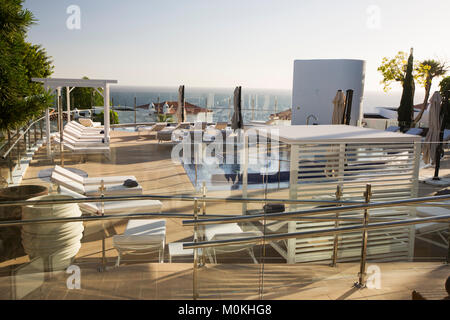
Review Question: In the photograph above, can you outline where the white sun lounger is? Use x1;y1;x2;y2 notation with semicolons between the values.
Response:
157;122;191;142
51;170;142;196
203;223;262;264
68;121;104;134
58;185;162;216
53;135;110;155
64;125;104;138
113;219;166;266
69;120;103;130
415;206;450;249
55;133;105;147
137;123;167;138
53;165;136;186
64;127;104;139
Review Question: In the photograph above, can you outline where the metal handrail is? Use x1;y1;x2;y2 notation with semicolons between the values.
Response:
1;115;46;159
0;193;364;207
0;211;402;229
183;214;450;250
0;212;231;228
182;194;450;226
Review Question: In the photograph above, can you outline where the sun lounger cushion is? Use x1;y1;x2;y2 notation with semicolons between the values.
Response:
79;118;102;128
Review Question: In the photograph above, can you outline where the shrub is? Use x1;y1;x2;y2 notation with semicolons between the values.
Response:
93;110;119;125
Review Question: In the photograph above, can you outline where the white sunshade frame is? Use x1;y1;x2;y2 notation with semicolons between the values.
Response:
32;78;118;155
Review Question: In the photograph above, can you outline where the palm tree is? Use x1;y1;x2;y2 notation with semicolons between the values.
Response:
413;60;447;125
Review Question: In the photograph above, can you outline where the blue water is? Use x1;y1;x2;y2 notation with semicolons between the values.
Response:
109;85;426;125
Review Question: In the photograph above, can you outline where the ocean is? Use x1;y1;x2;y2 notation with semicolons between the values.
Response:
109;86;426;124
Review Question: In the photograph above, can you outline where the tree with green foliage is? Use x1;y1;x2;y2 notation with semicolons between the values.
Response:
157;114;174;123
440;76;450;100
61;76;104;110
397;48;415;130
0;0;54;131
413;60;447;125
92;110;119;125
440;76;450;130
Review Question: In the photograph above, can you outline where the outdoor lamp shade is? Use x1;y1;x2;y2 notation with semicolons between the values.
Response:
332;90;346;124
423;91;443;164
232;86;243;130
177;85;185;123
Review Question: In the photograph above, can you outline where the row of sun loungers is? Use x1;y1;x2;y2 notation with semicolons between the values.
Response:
52;121;110;156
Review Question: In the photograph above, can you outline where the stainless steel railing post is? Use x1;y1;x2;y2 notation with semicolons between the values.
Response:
99;180;106;272
356;184;372;288
27;123;31;150
193;198;199;300
34;123;37;147
331;185;343;267
17;129;21;170
7;131;13;184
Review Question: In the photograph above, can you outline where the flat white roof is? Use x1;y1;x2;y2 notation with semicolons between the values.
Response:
254;125;422;144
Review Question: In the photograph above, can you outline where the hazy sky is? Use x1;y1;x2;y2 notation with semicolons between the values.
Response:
23;0;449;92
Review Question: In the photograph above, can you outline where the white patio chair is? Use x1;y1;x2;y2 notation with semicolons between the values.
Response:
415;206;450;249
203;223;262;264
113;219;166;266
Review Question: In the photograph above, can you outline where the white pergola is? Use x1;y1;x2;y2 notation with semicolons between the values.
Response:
32;78;118;155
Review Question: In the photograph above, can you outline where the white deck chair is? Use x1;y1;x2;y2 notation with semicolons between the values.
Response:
157;122;191;142
55;133;105;147
113;219;166;266
204;223;262;264
415;206;450;249
53;165;136;186
53;134;110;153
64;126;104;138
58;186;162;216
137;123;167;138
69;121;103;133
51;171;142;196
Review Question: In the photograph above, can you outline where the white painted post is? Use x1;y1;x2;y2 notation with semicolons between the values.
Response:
287;144;299;264
104;84;110;143
409;141;422;260
66;87;71;122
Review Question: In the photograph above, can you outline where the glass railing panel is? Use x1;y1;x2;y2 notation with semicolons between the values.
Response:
0;195;197;300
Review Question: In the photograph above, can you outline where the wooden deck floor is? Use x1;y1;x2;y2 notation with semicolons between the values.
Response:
1;130;449;300
0;261;448;300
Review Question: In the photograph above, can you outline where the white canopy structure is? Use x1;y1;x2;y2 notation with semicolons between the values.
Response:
243;125;422;264
32;78;118;156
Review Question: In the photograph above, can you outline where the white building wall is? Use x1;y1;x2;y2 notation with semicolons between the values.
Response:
291;59;365;126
